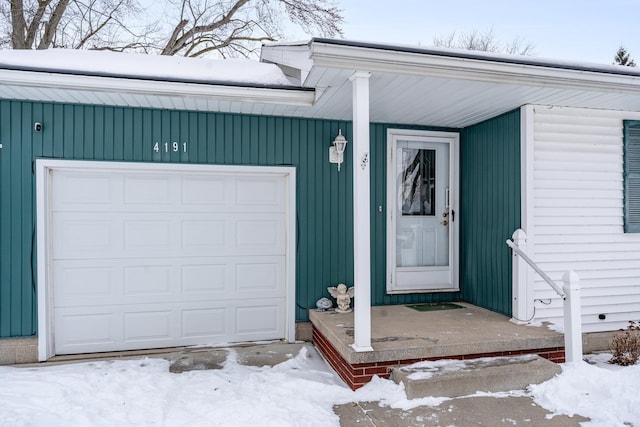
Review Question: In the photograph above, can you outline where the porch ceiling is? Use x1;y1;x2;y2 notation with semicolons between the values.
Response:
294;67;640;128
285;39;640;128
262;38;640;128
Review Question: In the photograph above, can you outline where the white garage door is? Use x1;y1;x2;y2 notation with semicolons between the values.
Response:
43;163;293;356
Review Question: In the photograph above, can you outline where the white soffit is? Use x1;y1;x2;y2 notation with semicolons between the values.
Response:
0;68;315;111
291;39;640;128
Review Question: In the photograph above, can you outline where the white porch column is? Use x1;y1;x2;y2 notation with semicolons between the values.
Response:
510;229;534;324
562;271;583;363
350;71;373;352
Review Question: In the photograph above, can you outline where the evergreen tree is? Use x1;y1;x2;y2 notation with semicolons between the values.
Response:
614;46;636;67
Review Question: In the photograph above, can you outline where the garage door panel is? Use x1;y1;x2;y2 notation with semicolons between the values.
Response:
54;256;285;307
55;173;114;206
236;218;284;249
53;171;287;213
235;259;285;293
56;311;117;349
123;265;172;296
54;213;285;259
55;298;285;354
50;166;290;356
180;263;227;293
53;217;117;256
124;219;174;250
181;175;230;206
123;310;173;342
236;176;285;210
234;302;284;340
123;175;172;205
181;307;227;338
54;264;116;300
181;220;227;249
182;215;285;255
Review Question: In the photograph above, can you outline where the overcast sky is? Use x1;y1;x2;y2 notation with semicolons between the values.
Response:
322;0;639;65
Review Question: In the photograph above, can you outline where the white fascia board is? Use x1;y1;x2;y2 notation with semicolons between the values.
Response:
0;69;315;106
260;43;313;84
308;42;640;94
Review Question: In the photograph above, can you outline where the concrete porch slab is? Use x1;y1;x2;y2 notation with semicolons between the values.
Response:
310;303;566;389
310;303;564;365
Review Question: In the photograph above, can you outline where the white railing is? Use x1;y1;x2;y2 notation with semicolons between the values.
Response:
506;229;583;363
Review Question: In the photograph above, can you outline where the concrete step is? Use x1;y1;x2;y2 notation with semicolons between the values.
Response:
391;354;561;399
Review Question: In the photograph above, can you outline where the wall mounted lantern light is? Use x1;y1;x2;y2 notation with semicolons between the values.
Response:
329;129;348;171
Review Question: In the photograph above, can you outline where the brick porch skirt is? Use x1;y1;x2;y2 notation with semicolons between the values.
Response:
312;326;565;390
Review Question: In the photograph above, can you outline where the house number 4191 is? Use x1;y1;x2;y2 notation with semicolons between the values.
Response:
154;142;188;153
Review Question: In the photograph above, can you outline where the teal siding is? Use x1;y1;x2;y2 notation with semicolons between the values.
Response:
459;109;521;316
0;98;521;338
0;100;460;337
0;101;358;336
0;101;36;337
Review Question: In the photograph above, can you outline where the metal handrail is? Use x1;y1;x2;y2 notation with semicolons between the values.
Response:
506;239;566;299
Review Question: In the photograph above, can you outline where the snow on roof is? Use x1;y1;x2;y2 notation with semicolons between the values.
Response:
0;48;297;87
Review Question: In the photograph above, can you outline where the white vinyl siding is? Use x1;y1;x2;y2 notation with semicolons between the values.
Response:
528;106;640;333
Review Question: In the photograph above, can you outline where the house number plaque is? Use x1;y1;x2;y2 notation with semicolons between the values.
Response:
153;141;188;153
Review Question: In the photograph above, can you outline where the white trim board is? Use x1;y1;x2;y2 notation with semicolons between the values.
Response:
36;159;296;361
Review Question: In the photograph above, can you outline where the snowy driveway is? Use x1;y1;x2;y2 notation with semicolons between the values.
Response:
0;345;638;426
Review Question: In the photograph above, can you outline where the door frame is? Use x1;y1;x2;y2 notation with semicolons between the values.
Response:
386;129;460;294
36;159;296;361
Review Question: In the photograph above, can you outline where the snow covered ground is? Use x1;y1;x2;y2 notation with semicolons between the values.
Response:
0;346;638;427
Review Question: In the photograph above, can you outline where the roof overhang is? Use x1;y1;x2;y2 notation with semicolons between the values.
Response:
263;38;640;128
0;63;315;113
307;38;640;90
4;40;640;128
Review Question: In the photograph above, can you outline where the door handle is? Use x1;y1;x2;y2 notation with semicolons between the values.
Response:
441;220;448;226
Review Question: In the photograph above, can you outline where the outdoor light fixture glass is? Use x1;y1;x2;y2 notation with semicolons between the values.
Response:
329;129;348;171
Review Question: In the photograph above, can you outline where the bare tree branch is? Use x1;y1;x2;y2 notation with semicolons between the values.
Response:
161;0;251;56
10;0;29;48
38;0;70;48
162;18;189;54
279;0;342;37
75;8;113;48
504;37;535;56
188;34;273;58
1;0;344;57
433;27;535;56
25;0;52;47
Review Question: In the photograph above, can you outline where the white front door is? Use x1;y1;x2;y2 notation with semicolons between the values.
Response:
387;130;459;293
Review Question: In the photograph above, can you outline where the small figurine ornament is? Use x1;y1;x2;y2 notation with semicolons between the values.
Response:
327;284;355;313
316;297;333;312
